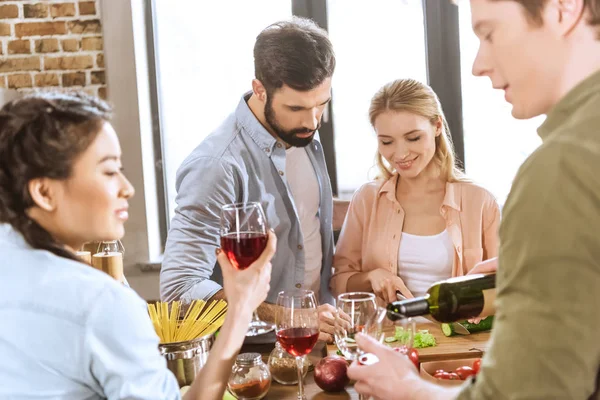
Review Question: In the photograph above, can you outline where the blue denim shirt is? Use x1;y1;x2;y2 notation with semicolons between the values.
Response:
0;224;180;399
161;93;335;305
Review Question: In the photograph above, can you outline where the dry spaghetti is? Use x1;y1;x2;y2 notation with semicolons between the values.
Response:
148;299;227;343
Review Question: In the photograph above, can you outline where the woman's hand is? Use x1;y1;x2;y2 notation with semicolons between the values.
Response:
468;257;498;275
216;230;277;315
367;269;413;304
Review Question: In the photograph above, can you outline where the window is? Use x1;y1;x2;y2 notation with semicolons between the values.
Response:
327;0;428;197
458;4;543;206
153;1;292;220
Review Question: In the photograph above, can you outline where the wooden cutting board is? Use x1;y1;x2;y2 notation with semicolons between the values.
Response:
411;319;490;362
240;318;491;399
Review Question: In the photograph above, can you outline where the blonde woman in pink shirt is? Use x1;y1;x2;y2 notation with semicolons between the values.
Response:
330;79;500;304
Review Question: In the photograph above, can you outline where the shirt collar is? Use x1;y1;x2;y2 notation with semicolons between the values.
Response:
377;174;461;211
235;91;278;152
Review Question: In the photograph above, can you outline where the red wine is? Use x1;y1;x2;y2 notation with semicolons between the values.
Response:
276;328;319;357
220;232;267;270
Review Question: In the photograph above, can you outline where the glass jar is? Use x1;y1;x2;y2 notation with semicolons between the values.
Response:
91;240;126;284
267;342;309;385
228;353;271;400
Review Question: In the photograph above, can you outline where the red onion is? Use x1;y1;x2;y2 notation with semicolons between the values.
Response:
314;356;349;392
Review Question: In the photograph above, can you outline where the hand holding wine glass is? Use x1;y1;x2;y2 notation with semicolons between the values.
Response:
220;202;275;336
347;332;423;400
276;290;320;400
347;308;418;400
215;230;276;314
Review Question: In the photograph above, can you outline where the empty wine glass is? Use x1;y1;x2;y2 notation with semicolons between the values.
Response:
353;308;415;400
361;307;415;360
334;292;377;361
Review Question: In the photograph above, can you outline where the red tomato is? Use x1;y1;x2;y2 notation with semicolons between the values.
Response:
448;372;461;380
435;372;452;380
407;348;419;370
472;358;482;374
455;366;476;380
435;369;445;375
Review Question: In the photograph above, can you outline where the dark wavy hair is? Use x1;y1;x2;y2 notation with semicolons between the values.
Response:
0;91;112;262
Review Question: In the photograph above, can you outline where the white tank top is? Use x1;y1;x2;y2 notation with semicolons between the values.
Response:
397;230;454;297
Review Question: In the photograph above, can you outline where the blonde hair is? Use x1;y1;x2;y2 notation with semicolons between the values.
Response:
369;78;467;182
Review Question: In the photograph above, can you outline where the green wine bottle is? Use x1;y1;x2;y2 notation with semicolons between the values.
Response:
387;274;496;323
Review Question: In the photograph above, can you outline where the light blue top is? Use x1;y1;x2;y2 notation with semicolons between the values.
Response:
160;92;335;305
0;224;180;400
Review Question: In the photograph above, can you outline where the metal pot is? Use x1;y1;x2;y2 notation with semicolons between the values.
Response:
158;333;215;387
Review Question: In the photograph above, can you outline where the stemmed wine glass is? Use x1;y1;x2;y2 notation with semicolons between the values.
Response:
334;292;377;361
334;292;377;400
362;307;415;355
346;307;414;400
276;290;320;400
220;202;274;336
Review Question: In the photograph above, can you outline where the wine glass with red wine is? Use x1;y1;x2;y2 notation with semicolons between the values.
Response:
276;290;320;400
220;202;274;336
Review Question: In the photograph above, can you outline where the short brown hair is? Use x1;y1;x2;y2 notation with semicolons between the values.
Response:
254;17;336;94
495;0;600;38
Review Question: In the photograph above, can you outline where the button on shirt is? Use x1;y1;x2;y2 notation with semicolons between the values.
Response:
330;176;500;298
160;92;335;305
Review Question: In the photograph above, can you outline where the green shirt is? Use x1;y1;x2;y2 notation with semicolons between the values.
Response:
458;69;600;399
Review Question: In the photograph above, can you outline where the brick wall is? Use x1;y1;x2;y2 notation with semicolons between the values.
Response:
0;1;106;98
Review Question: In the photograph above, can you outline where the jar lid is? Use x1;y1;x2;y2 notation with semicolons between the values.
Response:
236;352;263;366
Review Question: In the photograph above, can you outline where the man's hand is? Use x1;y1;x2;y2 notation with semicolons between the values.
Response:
317;304;336;343
347;333;457;400
317;304;351;343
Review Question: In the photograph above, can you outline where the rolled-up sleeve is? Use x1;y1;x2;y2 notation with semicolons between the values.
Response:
160;156;237;302
458;144;600;400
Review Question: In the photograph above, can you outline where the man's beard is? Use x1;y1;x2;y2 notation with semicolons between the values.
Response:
264;97;319;148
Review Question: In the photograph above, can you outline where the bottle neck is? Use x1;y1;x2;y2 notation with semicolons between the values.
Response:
387;297;430;320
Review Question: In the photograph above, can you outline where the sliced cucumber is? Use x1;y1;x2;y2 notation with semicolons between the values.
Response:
441;323;455;337
384;336;397;343
441;316;495;337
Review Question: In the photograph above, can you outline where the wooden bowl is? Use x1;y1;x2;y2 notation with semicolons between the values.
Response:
420;359;476;387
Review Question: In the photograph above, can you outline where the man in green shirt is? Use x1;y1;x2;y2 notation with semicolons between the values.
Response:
347;0;600;398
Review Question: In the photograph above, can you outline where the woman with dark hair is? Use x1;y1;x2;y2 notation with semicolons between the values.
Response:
0;92;275;400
